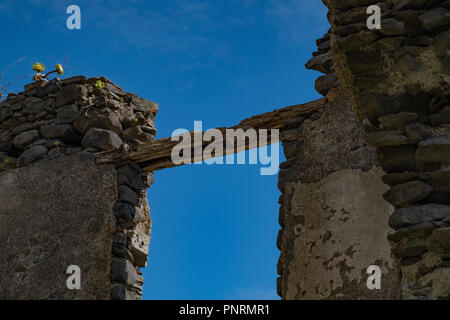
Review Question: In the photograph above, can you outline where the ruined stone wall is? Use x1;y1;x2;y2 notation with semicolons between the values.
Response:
276;33;401;299
322;0;450;299
0;77;156;299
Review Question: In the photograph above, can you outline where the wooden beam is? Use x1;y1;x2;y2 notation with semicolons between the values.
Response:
95;98;326;172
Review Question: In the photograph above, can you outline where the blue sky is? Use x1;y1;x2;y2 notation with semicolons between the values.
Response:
0;0;328;299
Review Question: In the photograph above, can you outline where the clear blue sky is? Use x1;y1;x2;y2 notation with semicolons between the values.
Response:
0;0;328;299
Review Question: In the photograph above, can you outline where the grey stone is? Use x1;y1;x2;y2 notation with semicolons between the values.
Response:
393;245;427;258
112;243;134;263
81;127;122;151
34;111;48;120
130;94;158;115
110;257;137;286
64;146;83;155
118;185;139;206
73;109;122;134
17;145;47;166
379;145;417;173
315;73;339;96
113;201;136;227
22;96;41;108
96;109;122;134
6;95;24;105
1;117;26;131
105;83;126;97
393;0;427;11
368;130;408;147
0;107;12;123
113;233;129;247
384;181;433;208
381;18;407;35
427;171;450;187
12;123;34;136
72;113;91;133
375;37;405;51
121;126;152;143
429;227;450;251
382;172;420;187
28;99;52;115
62;75;87;86
56;104;79;124
305;51;333;74
13;130;40;149
419;7;450;31
404;123;433;144
141;172;154;188
36;79;61;98
40;124;79;143
55;84;87;107
110;283;137;300
388;221;436;242
416;137;450;165
430;111;450;126
389;203;450;229
0;132;11;151
24;80;47;94
10;103;23;112
110;283;127;300
117;165;142;191
378;112;418;129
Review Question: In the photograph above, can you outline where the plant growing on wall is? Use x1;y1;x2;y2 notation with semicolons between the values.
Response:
94;80;105;89
32;62;64;81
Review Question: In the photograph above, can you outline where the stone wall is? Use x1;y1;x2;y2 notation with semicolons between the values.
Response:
0;76;156;299
322;0;450;299
277;85;401;299
2;1;449;300
276;29;405;299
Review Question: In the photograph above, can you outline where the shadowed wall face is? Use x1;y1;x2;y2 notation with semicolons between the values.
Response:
0;77;155;300
0;154;117;299
323;0;450;299
277;88;401;299
277;23;402;299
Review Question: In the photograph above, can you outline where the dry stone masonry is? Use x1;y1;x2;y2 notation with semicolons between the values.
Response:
277;32;401;299
322;0;450;299
1;0;450;300
0;76;156;299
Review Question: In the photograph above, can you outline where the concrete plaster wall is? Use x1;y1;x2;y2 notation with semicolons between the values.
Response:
277;89;401;299
0;154;117;299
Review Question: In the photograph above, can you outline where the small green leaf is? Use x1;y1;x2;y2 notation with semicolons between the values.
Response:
95;80;105;89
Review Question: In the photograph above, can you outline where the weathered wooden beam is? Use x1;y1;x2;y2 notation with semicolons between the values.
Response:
95;98;326;172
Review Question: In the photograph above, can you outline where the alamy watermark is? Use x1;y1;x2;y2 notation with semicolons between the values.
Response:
367;5;381;30
170;121;280;176
366;265;381;290
66;265;81;290
66;5;81;30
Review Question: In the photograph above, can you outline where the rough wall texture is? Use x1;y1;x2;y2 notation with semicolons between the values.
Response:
0;76;156;299
0;154;116;299
323;0;450;299
277;86;401;299
277;23;401;299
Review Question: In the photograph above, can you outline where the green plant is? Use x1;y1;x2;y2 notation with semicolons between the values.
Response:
32;62;64;81
94;80;105;89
